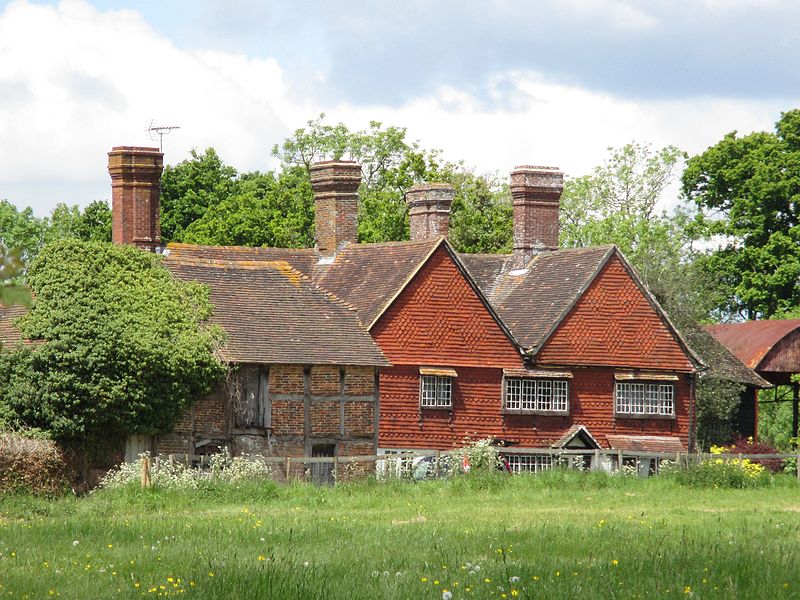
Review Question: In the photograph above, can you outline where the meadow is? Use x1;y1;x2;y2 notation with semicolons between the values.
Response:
2;471;800;599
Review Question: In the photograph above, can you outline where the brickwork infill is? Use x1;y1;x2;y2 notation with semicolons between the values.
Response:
156;364;377;458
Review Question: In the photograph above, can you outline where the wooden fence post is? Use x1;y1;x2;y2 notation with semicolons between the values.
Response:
141;455;152;489
593;449;600;471
333;456;339;483
285;456;292;481
796;455;799;481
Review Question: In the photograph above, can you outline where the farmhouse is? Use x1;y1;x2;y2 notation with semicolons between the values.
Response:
106;145;715;471
109;147;388;470
6;144;754;471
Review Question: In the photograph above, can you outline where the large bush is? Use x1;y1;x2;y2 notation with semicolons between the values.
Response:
0;432;70;495
0;240;226;444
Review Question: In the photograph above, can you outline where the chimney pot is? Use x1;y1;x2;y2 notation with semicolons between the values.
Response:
310;160;361;255
406;183;455;241
510;165;563;262
108;146;164;252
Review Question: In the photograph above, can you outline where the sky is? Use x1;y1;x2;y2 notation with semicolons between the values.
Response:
0;0;797;215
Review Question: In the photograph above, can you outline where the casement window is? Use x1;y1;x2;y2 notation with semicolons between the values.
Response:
504;454;553;474
420;375;452;408
419;367;457;409
235;365;270;428
615;382;674;417
504;378;569;415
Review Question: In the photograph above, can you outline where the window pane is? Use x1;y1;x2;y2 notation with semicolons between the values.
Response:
632;383;645;413
505;379;521;410
659;384;674;415
646;384;659;414
521;379;536;410
421;376;436;407
553;380;568;412
537;380;552;411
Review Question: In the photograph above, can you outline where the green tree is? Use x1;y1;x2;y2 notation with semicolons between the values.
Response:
0;201;47;267
0;245;31;308
160;148;239;243
182;167;315;248
274;115;444;243
558;142;711;319
0;240;225;444
682;109;800;319
446;169;512;254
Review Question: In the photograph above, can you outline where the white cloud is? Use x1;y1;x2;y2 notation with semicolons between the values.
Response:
0;0;789;217
0;0;288;213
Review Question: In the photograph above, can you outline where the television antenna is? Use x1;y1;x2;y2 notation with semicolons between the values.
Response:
146;120;181;152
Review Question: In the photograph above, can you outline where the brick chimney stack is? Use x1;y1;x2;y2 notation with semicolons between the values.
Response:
510;165;564;263
310;160;362;256
108;146;164;252
406;183;455;241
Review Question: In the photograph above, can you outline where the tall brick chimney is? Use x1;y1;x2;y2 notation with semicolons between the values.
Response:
108;146;164;252
406;183;455;241
510;165;564;263
310;160;362;256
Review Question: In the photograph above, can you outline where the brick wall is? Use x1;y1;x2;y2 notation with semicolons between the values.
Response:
152;363;378;461
311;365;340;395
270;365;304;394
345;366;375;395
271;399;305;436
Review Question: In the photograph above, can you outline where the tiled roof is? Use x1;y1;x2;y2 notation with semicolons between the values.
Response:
165;257;389;367
165;243;319;277
0;304;28;349
606;434;686;453
457;253;508;297
686;327;770;388
316;238;442;327
462;246;614;351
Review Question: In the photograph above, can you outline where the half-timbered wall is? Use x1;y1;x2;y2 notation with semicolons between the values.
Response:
155;364;378;458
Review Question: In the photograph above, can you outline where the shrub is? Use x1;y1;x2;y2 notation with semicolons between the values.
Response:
0;432;70;495
98;448;274;491
451;437;500;472
672;452;769;489
726;436;783;472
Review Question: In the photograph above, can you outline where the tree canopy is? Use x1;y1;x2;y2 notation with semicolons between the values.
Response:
558;142;715;325
0;245;31;310
162;115;513;253
682;109;800;320
0;240;225;443
0;200;112;276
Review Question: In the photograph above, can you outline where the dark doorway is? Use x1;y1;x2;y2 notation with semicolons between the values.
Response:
311;444;335;486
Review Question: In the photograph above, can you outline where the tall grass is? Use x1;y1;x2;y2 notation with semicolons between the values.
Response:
2;471;800;598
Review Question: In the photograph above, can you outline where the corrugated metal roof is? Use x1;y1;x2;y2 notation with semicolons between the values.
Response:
704;319;800;370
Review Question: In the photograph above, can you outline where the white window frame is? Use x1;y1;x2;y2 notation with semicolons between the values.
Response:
504;454;553;474
615;382;675;418
420;375;452;409
503;378;569;415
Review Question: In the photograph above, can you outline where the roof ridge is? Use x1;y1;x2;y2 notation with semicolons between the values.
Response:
166;242;316;254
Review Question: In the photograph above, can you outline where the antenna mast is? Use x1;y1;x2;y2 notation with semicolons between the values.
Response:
146;120;181;152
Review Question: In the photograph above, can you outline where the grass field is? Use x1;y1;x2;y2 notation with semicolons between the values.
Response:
2;471;800;599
